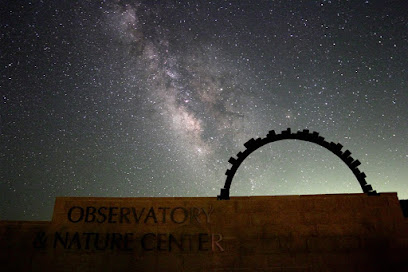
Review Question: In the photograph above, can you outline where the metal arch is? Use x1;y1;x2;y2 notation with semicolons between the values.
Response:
217;128;377;200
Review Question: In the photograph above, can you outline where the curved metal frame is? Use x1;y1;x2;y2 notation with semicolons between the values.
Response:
217;128;377;200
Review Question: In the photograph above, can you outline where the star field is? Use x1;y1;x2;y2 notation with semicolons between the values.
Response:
1;1;407;220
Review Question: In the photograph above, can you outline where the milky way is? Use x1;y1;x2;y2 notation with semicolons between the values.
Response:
1;1;407;220
106;2;260;156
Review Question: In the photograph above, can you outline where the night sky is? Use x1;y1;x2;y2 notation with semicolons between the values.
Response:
1;1;407;220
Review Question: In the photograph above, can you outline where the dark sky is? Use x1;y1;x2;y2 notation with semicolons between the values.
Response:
1;0;407;220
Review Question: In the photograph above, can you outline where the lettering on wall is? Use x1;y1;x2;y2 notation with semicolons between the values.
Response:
66;206;214;225
52;232;224;252
33;205;225;253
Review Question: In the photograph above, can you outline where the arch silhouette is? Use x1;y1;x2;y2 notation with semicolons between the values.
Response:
217;128;377;200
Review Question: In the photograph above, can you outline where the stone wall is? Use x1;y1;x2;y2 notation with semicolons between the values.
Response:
1;193;408;271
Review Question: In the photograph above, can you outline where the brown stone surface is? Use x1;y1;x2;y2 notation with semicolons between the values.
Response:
1;193;408;271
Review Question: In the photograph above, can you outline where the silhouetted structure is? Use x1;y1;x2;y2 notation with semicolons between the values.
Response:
218;128;377;200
